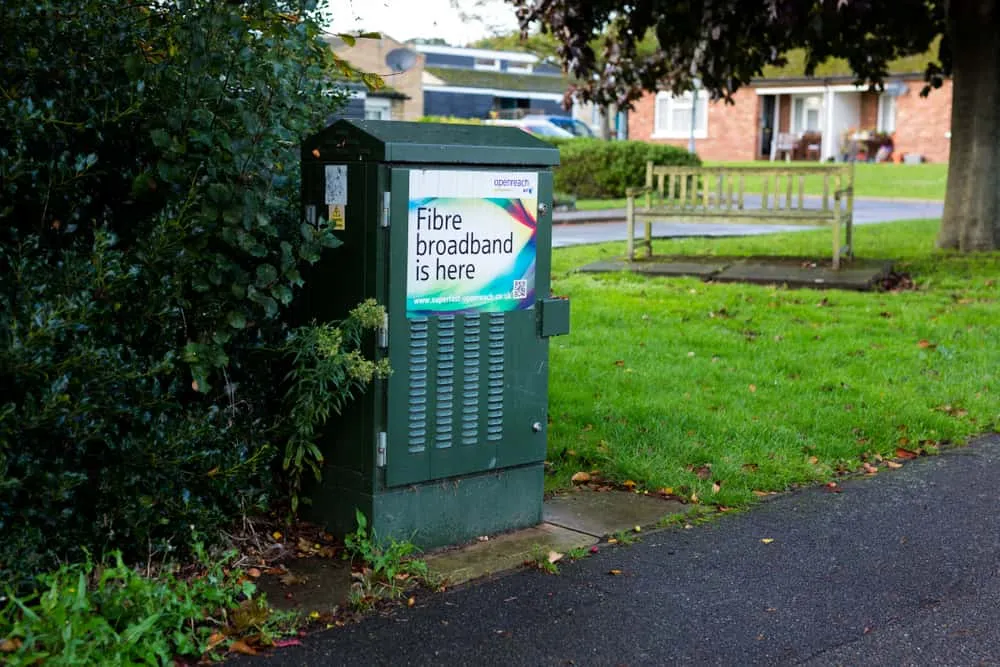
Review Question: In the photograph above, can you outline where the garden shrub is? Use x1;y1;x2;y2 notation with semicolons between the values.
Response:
554;139;702;198
0;0;383;585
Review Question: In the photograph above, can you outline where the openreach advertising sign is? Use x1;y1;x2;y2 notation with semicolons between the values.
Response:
406;169;538;318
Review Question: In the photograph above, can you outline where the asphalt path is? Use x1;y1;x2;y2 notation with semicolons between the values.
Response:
246;434;1000;667
551;197;944;248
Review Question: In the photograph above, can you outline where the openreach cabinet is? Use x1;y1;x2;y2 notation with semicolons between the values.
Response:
299;120;569;548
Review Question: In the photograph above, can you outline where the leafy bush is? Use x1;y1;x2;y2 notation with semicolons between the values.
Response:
417;115;485;124
0;546;295;664
0;0;383;584
554;139;702;198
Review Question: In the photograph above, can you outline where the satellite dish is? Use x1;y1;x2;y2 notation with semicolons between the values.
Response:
385;48;418;73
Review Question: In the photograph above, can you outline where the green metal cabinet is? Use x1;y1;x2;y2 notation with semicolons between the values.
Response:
298;120;568;549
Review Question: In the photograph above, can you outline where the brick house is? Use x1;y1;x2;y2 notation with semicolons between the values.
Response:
628;50;953;163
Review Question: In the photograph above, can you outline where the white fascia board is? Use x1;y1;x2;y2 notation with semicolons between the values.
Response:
412;44;538;64
422;85;564;102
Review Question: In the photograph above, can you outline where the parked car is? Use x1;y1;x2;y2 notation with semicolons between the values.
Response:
522;114;597;138
484;118;575;139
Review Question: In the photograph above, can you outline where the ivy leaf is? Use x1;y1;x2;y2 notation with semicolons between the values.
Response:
227;311;247;329
255;264;278;286
272;284;293;305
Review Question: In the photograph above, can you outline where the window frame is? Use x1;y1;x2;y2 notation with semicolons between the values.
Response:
652;91;708;139
363;96;392;121
877;94;897;134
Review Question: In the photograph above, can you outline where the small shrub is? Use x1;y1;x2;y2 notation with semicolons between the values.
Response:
0;545;296;664
343;510;430;607
554;139;701;198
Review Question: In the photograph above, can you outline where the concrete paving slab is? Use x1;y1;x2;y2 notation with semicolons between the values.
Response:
543;488;688;537
255;556;352;615
424;523;596;587
578;259;727;278
713;258;892;290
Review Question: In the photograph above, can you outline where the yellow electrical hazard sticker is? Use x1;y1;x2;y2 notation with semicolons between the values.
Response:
329;204;346;230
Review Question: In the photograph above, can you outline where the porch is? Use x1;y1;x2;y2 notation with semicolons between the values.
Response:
755;83;904;162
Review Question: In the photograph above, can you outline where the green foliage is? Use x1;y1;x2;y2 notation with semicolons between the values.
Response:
0;0;382;584
282;301;390;511
343;510;430;605
0;545;295;664
526;545;561;574
417;115;485;125
554;140;701;198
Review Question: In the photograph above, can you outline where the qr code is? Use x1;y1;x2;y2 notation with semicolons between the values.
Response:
511;280;527;298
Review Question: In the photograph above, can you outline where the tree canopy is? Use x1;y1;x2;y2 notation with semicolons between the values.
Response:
509;0;948;107
510;0;999;251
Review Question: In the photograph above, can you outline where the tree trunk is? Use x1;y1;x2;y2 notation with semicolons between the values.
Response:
599;105;612;140
938;0;1000;251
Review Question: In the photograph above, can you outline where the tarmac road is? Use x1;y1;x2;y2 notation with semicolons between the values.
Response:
245;434;1000;667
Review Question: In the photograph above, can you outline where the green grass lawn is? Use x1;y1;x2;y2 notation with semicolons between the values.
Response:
573;162;947;211
546;218;999;508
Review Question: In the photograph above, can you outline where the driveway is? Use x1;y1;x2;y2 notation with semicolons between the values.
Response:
551;197;944;248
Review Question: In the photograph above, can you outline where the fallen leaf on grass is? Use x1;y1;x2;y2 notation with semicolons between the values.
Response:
271;531;283;541
547;551;564;564
895;447;919;459
228;640;258;656
748;384;757;393
761;538;774;544
808;456;819;465
614;359;625;367
608;569;623;576
622;479;637;490
206;633;227;651
711;482;721;494
1;638;23;653
408;597;416;607
862;462;879;474
886;461;903;469
247;567;261;578
917;339;936;349
571;471;591;483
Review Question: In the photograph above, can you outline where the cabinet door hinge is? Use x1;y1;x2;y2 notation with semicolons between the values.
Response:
380;191;391;228
376;431;387;468
377;311;388;349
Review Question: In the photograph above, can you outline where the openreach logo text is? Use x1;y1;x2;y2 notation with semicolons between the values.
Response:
493;176;531;188
491;175;534;196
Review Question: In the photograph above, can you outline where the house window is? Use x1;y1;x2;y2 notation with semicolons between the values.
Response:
877;95;896;134
474;57;499;71
505;62;533;74
653;91;708;139
364;97;392;121
791;95;822;135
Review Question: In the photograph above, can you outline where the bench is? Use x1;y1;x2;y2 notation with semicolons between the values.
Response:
626;162;855;269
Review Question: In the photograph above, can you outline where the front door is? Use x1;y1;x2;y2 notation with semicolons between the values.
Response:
759;95;776;158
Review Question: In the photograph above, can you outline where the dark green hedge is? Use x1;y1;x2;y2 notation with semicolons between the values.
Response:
0;0;379;586
553;139;702;199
